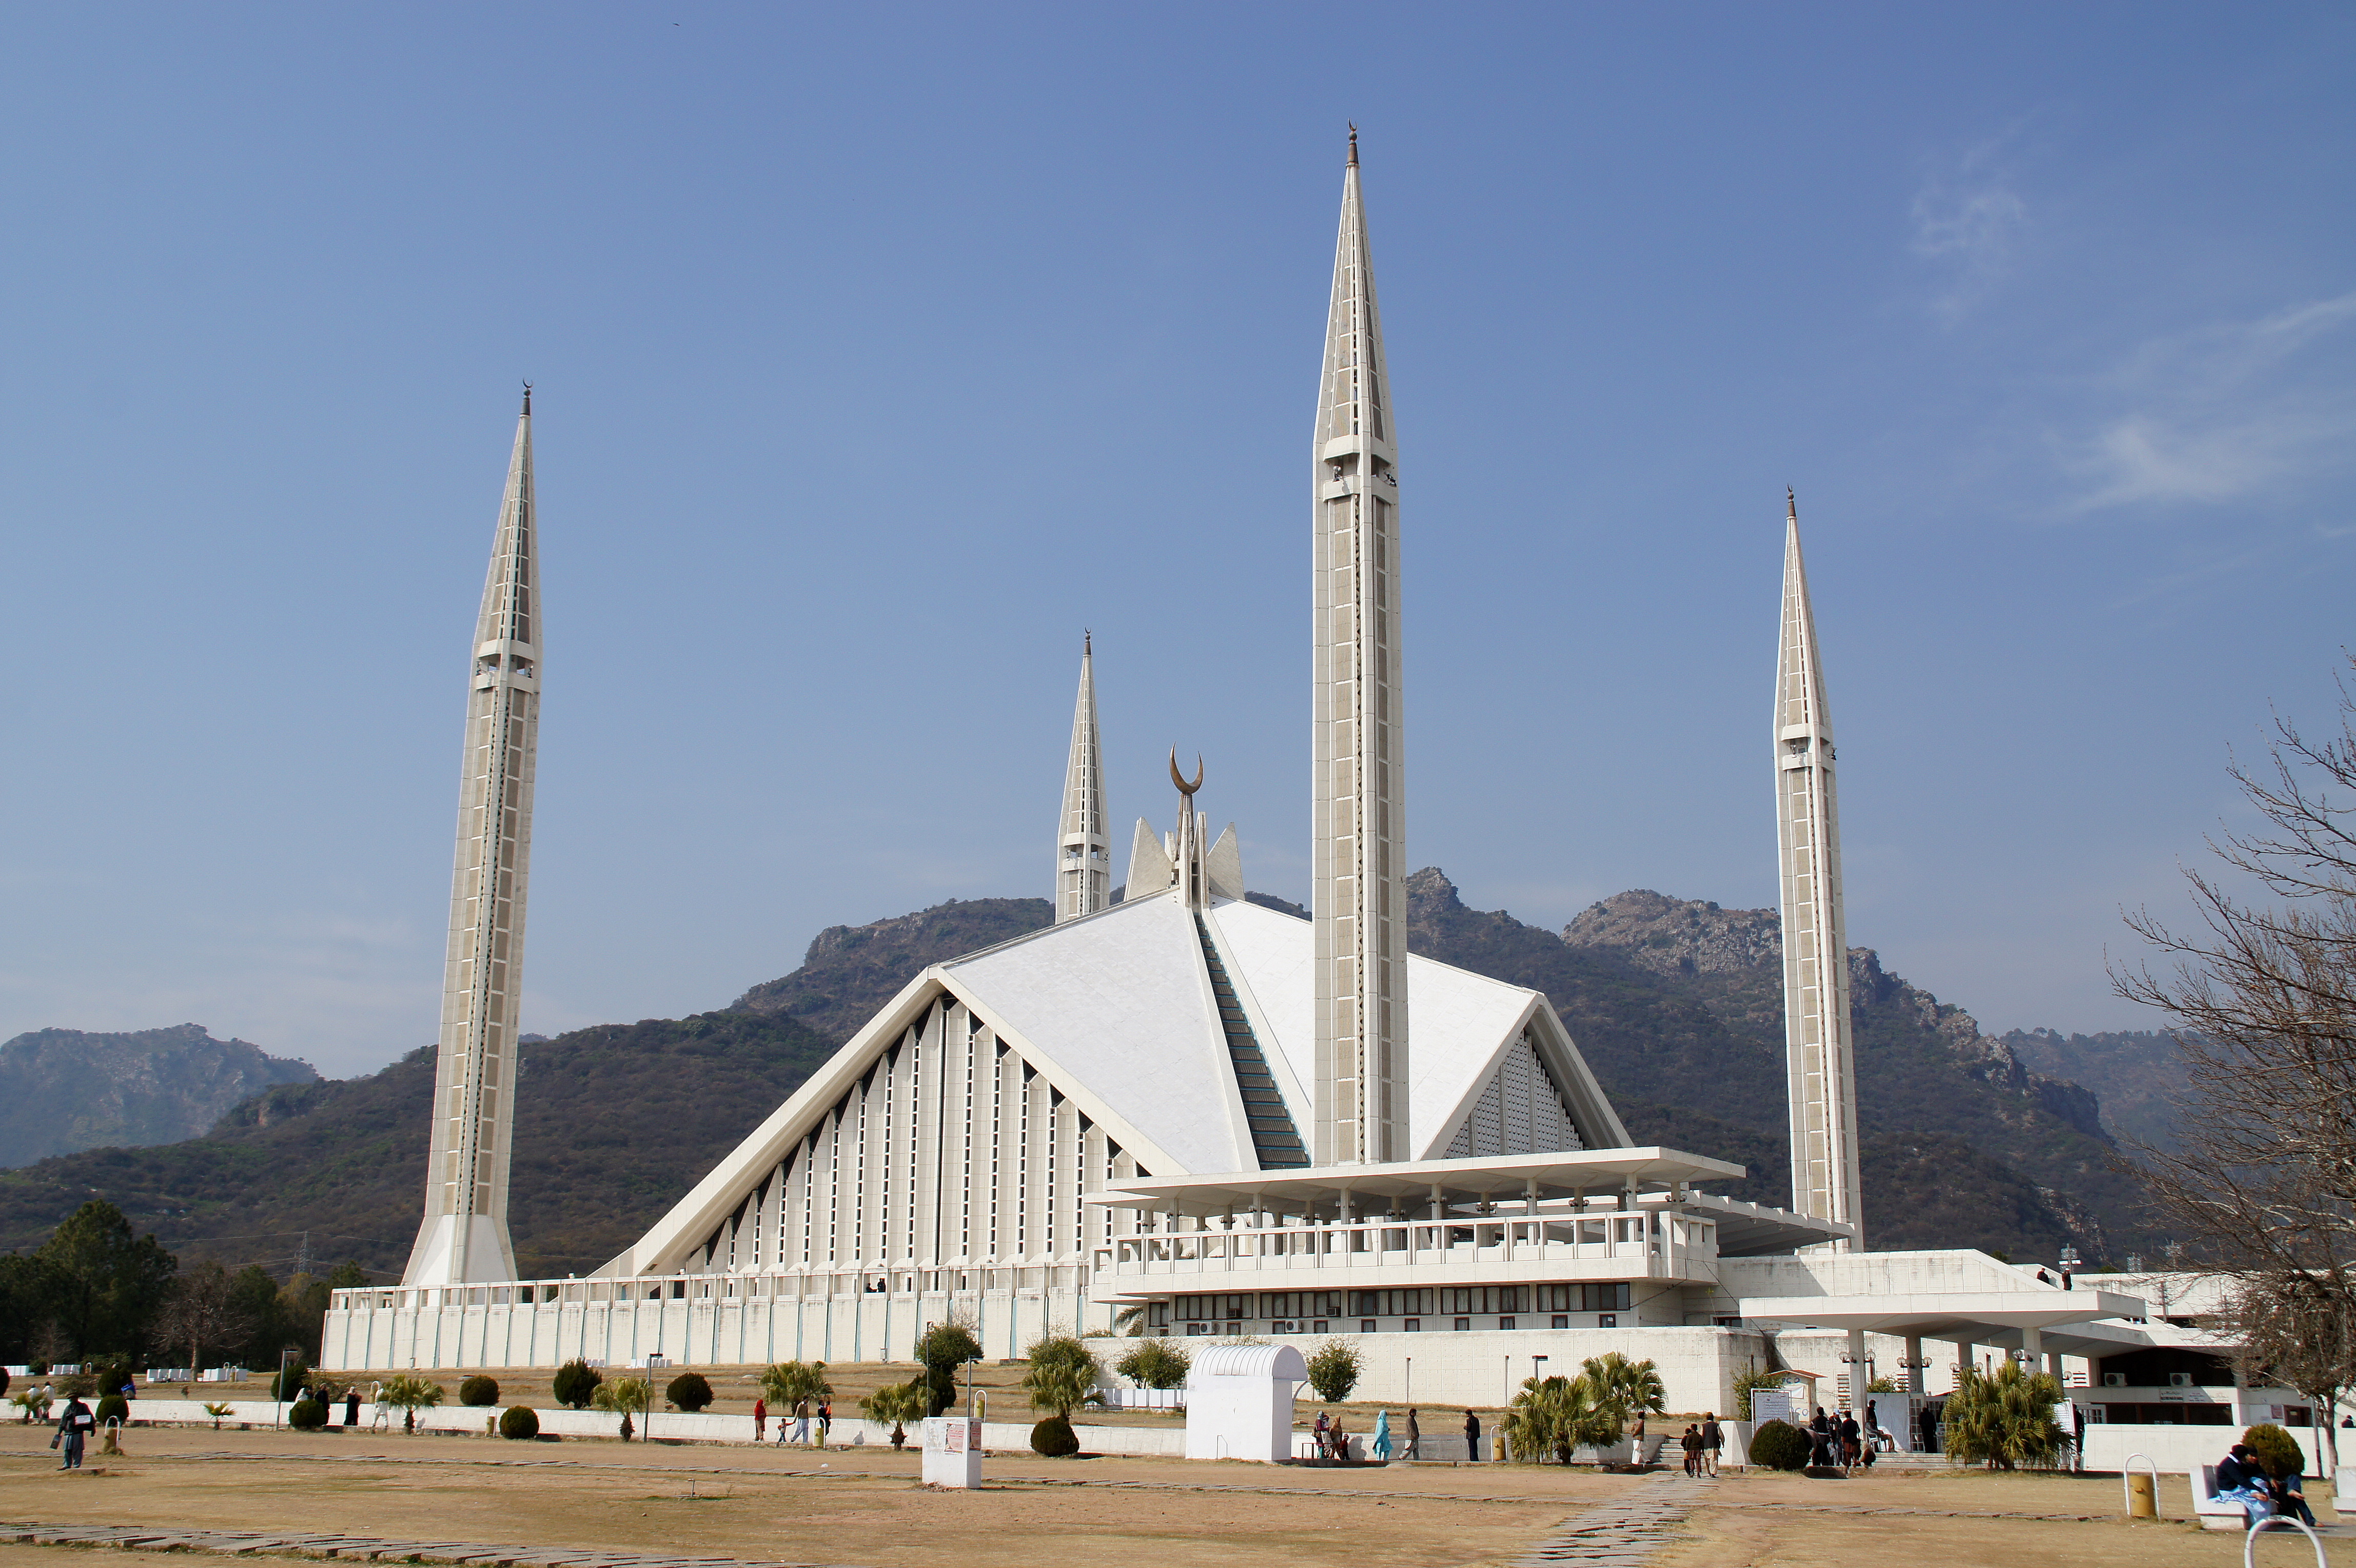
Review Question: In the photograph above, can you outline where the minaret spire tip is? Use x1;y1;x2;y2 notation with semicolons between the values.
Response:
1083;628;1091;657
521;381;532;417
1347;123;1358;166
1787;486;1796;522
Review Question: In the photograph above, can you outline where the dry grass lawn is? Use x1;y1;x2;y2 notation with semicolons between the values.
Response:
3;1422;2351;1568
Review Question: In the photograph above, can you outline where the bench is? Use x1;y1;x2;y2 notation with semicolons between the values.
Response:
2191;1463;2272;1532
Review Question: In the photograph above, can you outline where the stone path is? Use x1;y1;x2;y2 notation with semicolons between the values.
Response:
0;1522;866;1568
1508;1474;1716;1566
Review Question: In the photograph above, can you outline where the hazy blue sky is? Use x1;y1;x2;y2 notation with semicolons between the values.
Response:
2;5;2350;1078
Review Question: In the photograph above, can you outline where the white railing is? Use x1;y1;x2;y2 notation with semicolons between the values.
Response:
1104;1211;1714;1283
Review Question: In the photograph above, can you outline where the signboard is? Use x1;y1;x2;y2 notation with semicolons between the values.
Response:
921;1416;983;1488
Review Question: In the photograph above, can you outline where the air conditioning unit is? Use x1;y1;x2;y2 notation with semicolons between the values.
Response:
2168;1373;2194;1388
2103;1374;2127;1387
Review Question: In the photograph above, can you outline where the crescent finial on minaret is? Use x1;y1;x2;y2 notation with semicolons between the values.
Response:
1787;486;1796;520
522;381;533;416
1084;628;1091;657
1348;123;1359;166
1169;747;1204;796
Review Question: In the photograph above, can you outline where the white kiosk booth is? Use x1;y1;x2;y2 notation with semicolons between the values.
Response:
1185;1343;1307;1463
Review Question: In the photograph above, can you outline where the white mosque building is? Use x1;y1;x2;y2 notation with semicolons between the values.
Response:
327;135;2196;1422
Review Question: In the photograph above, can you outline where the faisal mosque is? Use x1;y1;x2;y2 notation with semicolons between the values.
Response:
324;134;2219;1424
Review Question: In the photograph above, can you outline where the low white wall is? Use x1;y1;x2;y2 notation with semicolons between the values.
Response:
2083;1424;2242;1478
113;1397;1185;1457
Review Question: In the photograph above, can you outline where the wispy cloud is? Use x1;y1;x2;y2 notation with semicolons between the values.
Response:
2062;291;2356;511
1911;142;2030;324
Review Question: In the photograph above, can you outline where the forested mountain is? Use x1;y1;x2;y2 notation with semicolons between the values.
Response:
2002;1028;2184;1151
0;1011;834;1279
0;1025;318;1168
0;870;2154;1279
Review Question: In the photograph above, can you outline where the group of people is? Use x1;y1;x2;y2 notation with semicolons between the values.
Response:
2213;1441;2316;1527
750;1396;832;1446
1806;1406;1879;1472
1676;1416;1727;1476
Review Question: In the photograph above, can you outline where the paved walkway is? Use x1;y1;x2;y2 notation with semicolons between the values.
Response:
0;1522;866;1568
1510;1474;1716;1566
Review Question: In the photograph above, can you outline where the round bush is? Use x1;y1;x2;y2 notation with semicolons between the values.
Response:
665;1371;714;1413
552;1360;602;1410
459;1376;500;1407
1748;1418;1810;1472
499;1405;541;1441
0;1369;11;1397
1030;1414;1079;1457
288;1398;330;1431
94;1395;129;1425
2243;1422;2306;1479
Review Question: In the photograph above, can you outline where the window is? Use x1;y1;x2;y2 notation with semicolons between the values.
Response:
1361;1319;1378;1333
1312;1320;1328;1334
1454;1318;1471;1331
1225;1321;1241;1336
1272;1320;1297;1334
1403;1318;1420;1332
1598;1313;1617;1328
1185;1323;1207;1337
1552;1314;1569;1329
1499;1317;1516;1330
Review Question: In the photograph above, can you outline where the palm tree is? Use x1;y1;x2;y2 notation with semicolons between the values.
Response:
378;1375;444;1435
1582;1353;1667;1432
1942;1360;2067;1471
592;1375;653;1441
1500;1374;1622;1464
1020;1334;1102;1419
859;1380;929;1448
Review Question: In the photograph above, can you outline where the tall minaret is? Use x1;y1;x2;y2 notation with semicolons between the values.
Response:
1775;490;1861;1249
1055;633;1109;921
404;389;542;1286
1311;127;1410;1166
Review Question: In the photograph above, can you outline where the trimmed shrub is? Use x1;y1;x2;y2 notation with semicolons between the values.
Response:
552;1360;602;1410
1748;1419;1810;1472
1030;1414;1079;1457
94;1395;130;1425
270;1362;310;1401
500;1405;541;1441
1304;1339;1362;1404
288;1398;330;1431
1113;1338;1190;1391
459;1376;500;1407
2243;1422;2307;1479
665;1372;714;1413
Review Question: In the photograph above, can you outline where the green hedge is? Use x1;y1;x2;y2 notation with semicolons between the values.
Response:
1748;1419;1810;1471
1030;1414;1079;1457
499;1405;541;1440
288;1399;330;1431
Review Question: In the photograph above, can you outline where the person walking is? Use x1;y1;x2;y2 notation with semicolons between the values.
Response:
1372;1409;1393;1461
1331;1412;1350;1462
343;1388;361;1428
1680;1424;1700;1477
1808;1407;1832;1468
792;1397;811;1446
752;1396;767;1443
1463;1409;1482;1463
1313;1410;1330;1459
1701;1413;1723;1477
52;1395;93;1470
1917;1402;1937;1455
1405;1407;1421;1461
1838;1409;1862;1472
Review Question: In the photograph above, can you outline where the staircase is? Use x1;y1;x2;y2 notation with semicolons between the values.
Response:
1196;917;1310;1168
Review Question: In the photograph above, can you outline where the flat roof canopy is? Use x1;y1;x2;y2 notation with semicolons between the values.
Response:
1087;1147;1749;1218
1735;1289;2153;1356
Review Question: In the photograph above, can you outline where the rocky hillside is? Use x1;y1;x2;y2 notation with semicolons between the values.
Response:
0;1025;319;1168
1412;873;2150;1261
733;897;1054;1042
0;1009;834;1279
2002;1028;2184;1151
